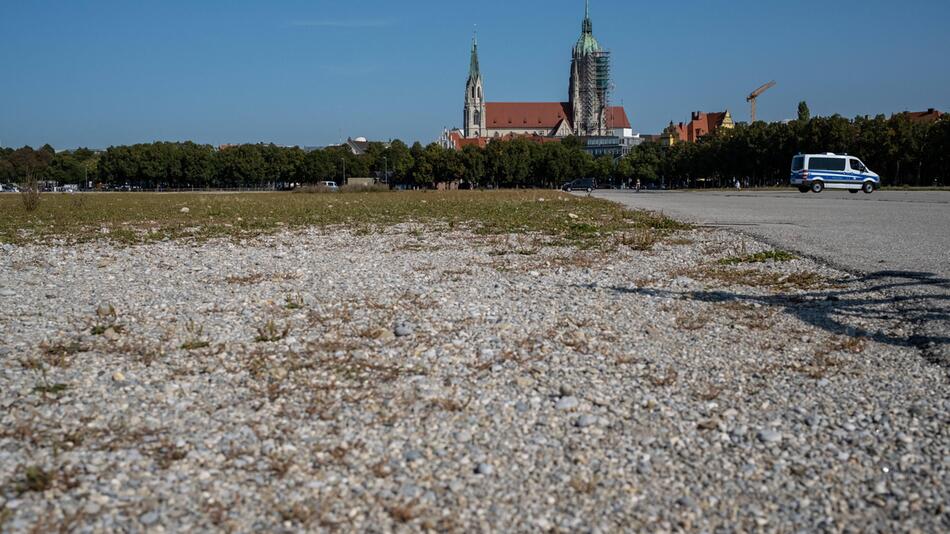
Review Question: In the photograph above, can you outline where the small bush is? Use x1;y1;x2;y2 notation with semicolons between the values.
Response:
19;172;41;212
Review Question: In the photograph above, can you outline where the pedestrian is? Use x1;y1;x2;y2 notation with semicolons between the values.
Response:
734;178;741;192
636;179;641;192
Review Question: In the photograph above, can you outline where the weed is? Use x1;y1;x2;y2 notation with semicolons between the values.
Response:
695;384;723;401
255;319;289;343
181;319;210;350
665;237;695;246
621;228;658;251
14;465;53;494
154;442;189;469
388;502;419;523
674;313;709;331
40;340;85;368
428;397;470;412
719;250;797;265
33;383;69;396
569;476;598;494
284;293;305;310
19;171;41;212
226;273;264;285
650;366;679;387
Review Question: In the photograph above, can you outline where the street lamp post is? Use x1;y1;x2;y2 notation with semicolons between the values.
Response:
341;157;346;185
383;156;388;185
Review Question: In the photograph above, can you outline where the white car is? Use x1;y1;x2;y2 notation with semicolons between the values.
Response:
790;153;880;194
319;181;339;191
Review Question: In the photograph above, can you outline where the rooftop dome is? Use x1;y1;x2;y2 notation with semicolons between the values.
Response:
354;136;368;143
574;0;601;55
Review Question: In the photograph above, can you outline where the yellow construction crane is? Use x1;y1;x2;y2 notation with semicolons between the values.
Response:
747;81;776;123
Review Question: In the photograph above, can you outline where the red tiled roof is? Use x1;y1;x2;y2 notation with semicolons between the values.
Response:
448;131;488;150
486;102;572;129
485;102;632;131
606;106;632;129
900;109;943;124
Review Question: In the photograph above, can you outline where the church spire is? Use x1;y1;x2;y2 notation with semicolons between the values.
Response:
468;30;480;81
582;0;592;34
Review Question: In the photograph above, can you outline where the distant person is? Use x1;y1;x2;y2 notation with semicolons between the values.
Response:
636;179;641;192
734;178;741;192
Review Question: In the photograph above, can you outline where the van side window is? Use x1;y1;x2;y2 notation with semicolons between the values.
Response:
809;157;846;171
792;157;804;171
850;159;864;172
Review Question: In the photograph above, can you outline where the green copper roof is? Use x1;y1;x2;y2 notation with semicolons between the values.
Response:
574;0;601;55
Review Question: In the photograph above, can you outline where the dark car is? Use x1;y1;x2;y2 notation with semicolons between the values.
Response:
561;178;596;192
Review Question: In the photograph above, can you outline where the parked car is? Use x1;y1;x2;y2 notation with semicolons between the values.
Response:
561;178;596;192
790;153;880;194
319;181;339;191
1;183;20;193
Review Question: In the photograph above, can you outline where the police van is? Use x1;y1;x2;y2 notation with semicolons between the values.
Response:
790;153;880;194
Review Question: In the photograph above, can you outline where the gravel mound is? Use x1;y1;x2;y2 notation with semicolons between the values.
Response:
1;226;947;532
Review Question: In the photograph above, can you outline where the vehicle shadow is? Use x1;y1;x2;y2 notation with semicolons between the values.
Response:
605;270;950;369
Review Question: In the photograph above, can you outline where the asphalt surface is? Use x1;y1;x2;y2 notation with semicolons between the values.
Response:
596;188;950;369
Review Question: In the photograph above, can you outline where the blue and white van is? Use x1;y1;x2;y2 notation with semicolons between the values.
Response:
790;153;880;194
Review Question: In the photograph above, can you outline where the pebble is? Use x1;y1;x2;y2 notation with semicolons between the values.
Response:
394;324;414;337
180;207;190;214
556;396;580;411
0;289;15;297
757;429;782;444
576;415;597;428
475;463;494;476
139;511;160;526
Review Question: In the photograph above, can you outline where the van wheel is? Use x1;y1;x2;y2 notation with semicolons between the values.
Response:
811;182;824;193
862;182;875;194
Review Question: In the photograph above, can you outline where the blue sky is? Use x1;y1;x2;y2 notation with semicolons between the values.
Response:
1;0;948;149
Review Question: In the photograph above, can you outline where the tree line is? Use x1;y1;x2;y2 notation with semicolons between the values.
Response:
2;105;947;190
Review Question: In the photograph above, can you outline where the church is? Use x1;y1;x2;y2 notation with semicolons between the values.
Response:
461;1;631;142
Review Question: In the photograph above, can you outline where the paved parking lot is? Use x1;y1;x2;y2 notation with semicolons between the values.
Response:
596;189;950;368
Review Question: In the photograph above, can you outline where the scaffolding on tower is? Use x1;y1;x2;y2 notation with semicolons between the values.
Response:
579;49;611;136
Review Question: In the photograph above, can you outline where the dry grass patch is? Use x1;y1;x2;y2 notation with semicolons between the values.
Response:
694;267;827;291
717;301;777;330
719;250;797;265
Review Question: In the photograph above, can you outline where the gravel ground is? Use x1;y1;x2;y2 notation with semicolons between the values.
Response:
1;226;948;532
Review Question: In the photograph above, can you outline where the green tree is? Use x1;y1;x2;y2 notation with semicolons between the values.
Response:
797;101;811;122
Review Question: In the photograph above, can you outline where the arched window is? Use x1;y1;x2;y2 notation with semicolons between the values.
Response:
477;87;482;100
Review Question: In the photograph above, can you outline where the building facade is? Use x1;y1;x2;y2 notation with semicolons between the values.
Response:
660;111;735;145
462;1;630;141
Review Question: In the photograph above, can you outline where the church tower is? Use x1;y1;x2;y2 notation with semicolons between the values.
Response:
569;0;610;136
464;33;486;138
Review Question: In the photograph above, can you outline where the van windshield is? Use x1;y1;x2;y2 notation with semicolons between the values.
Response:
808;157;846;171
791;156;804;171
